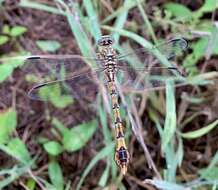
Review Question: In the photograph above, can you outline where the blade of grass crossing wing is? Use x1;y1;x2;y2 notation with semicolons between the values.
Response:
76;143;114;190
162;80;176;151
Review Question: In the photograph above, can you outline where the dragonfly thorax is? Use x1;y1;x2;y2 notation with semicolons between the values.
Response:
98;45;117;68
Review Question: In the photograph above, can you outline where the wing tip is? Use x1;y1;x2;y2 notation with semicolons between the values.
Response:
171;37;188;50
27;84;46;101
27;56;41;60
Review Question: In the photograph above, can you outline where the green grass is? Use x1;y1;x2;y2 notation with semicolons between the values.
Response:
1;0;218;189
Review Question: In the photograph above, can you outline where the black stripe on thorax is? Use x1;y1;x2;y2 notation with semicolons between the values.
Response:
116;131;124;139
115;117;122;124
112;103;119;109
110;89;117;95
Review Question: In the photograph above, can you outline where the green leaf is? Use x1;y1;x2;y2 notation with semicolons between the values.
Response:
183;37;218;73
10;26;27;37
0;54;27;82
164;3;192;20
63;120;97;152
200;167;218;181
0;63;14;82
36;40;61;52
0;138;31;164
52;118;69;135
181;119;218;139
195;0;218;17
0;109;17;144
38;84;73;108
0;36;9;45
48;161;64;190
43;141;63;156
2;25;10;34
8;138;31;163
26;178;36;190
50;95;74;108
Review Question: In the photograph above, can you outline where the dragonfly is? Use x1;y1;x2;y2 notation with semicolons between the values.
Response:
1;35;188;174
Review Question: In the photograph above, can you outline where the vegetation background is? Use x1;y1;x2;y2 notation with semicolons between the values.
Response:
0;0;218;189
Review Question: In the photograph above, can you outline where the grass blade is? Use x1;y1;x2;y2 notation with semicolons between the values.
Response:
148;179;186;190
19;0;65;15
83;0;101;41
162;80;176;151
76;143;114;190
0;162;33;189
112;0;131;42
136;0;157;43
180;119;218;139
102;0;144;24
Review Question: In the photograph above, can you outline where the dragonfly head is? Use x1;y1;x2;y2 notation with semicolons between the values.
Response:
98;35;114;47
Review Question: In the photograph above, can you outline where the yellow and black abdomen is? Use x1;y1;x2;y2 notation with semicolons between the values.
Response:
107;72;130;175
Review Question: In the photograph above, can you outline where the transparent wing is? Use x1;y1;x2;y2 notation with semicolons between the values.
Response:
116;66;187;93
117;37;188;69
118;37;188;61
115;37;188;91
28;68;104;102
24;55;105;102
22;54;103;79
1;54;105;102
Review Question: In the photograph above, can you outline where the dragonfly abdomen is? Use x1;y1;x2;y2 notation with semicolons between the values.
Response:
107;74;130;175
